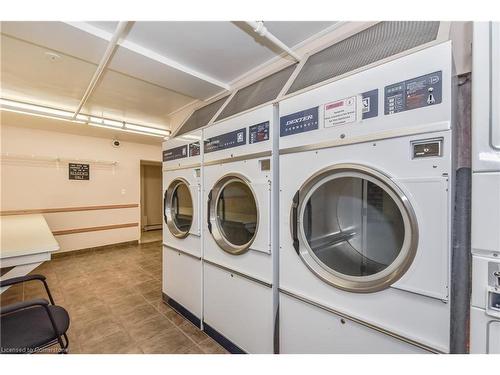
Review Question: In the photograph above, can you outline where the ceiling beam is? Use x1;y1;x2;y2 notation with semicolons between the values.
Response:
64;22;230;91
72;21;129;119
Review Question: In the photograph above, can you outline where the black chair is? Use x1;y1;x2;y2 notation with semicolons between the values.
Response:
0;274;70;354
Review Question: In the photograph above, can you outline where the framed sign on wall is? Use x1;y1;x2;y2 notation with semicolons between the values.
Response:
69;163;90;180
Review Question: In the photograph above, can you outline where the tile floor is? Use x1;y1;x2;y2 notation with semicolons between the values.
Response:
0;241;227;354
140;229;162;244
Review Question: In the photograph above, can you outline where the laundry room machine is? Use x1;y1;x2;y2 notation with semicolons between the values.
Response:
278;41;456;353
202;105;276;353
470;22;500;354
162;130;203;326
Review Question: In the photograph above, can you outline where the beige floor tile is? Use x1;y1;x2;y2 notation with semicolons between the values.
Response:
75;315;123;344
80;330;143;354
139;328;193;354
126;315;174;343
198;338;229;354
178;321;209;344
165;309;187;326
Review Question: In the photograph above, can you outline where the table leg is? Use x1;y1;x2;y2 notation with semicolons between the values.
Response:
0;262;43;294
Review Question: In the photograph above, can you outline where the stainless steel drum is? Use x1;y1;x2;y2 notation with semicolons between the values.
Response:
292;164;418;293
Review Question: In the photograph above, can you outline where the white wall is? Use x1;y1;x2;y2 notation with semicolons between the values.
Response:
0;119;161;252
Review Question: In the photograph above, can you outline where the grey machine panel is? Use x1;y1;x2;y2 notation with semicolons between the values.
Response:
163;145;188;161
204;128;247;153
280;106;319;137
384;71;442;115
249;121;270;144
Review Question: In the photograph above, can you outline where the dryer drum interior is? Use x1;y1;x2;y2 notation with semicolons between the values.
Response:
293;164;419;293
165;178;194;238
209;175;259;255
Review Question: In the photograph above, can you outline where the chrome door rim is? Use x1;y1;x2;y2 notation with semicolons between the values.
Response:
209;173;259;255
165;178;193;239
291;163;419;293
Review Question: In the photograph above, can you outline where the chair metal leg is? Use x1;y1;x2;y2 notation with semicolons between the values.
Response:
57;333;70;354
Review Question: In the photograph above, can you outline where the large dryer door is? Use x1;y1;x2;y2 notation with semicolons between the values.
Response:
208;174;259;255
292;164;418;293
164;178;194;238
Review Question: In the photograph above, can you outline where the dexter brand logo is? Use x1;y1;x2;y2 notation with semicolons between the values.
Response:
285;114;313;126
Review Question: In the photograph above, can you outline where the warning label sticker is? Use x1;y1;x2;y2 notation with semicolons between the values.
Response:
324;96;358;127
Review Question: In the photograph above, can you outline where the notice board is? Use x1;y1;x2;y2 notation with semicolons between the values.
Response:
69;163;90;180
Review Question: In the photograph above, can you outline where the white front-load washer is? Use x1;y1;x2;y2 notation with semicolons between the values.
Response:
202;105;275;353
279;41;455;353
162;130;203;327
470;22;500;354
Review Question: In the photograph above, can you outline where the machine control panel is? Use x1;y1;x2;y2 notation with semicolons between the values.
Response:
189;142;200;157
488;262;500;317
384;71;442;115
280;106;319;137
204;127;246;153
163;145;188;161
411;138;443;158
249;121;270;144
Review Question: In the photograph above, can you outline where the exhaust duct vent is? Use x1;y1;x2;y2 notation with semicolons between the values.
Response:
176;95;229;136
287;21;440;95
216;64;297;122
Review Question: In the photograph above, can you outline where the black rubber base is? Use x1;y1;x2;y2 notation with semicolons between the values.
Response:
162;293;201;328
202;322;246;354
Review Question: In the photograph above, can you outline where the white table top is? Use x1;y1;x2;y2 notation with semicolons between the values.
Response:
0;214;59;259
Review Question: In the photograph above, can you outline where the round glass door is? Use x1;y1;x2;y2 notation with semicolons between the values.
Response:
293;164;418;293
164;179;193;238
209;175;258;255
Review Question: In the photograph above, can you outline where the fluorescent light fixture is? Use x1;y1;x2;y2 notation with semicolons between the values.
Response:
75;114;90;122
124;123;170;136
1;97;170;138
88;116;123;128
0;98;73;118
0;107;86;124
89;122;164;137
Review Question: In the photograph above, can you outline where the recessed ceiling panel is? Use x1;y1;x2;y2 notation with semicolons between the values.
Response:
110;21;280;83
0;21;108;64
264;21;336;46
0;35;97;111
87;21;118;34
84;70;195;128
108;46;225;99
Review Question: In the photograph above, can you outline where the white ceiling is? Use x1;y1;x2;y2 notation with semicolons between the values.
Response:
0;21;337;140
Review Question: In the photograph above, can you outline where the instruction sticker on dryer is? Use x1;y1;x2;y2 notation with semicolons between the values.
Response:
189;142;200;157
249;121;270;144
204;128;246;153
324;96;361;127
163;145;188;161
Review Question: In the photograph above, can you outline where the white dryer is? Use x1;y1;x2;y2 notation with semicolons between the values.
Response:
470;22;500;354
202;105;275;353
279;42;455;353
162;130;203;327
